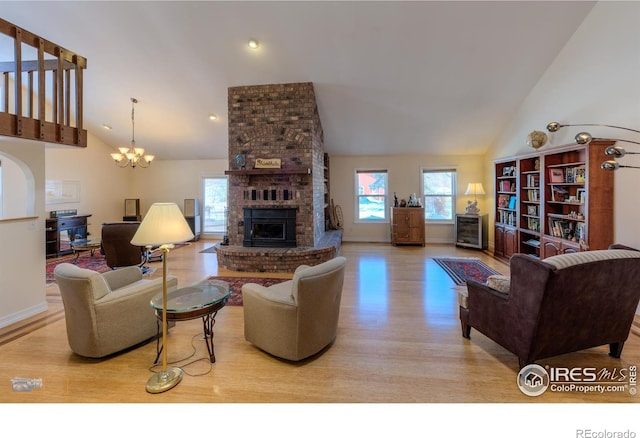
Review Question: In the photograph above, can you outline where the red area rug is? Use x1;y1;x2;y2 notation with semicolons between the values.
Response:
207;276;290;306
433;257;502;286
46;253;111;284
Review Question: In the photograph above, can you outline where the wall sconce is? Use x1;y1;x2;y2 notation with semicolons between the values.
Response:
546;122;640;171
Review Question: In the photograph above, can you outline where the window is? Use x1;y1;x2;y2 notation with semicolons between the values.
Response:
356;170;388;221
202;177;228;234
422;169;456;222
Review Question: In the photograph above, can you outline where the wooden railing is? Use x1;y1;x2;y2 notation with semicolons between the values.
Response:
0;18;87;147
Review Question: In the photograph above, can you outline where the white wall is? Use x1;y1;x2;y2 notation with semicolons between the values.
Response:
487;2;640;250
126;159;228;219
45;132;136;238
0;156;28;218
0;139;46;327
331;153;486;243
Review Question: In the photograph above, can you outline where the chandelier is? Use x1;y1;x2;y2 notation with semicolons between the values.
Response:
110;98;155;168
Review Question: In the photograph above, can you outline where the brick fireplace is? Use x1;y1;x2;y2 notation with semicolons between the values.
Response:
216;82;340;272
225;82;326;248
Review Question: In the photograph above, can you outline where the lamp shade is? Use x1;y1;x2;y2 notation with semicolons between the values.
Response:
131;203;194;246
465;183;485;196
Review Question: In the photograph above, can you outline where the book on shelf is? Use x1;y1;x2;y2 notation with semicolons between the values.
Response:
499;210;516;226
508;196;517;210
548;168;564;183
498;194;510;208
500;180;512;192
526;174;539;187
548;218;574;239
523;238;540;248
565;166;586;183
575;222;586;240
527;189;539;202
550;185;568;202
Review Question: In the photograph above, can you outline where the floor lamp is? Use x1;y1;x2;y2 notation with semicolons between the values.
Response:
131;202;194;393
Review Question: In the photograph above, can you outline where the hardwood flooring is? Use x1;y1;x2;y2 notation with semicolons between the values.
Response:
1;240;638;433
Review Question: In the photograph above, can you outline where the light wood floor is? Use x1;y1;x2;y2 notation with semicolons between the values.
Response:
1;240;639;408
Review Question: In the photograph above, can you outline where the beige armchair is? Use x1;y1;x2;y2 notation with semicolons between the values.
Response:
54;263;178;358
242;256;347;361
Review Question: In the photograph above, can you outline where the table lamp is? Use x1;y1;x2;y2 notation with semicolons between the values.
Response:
131;202;194;393
465;182;485;214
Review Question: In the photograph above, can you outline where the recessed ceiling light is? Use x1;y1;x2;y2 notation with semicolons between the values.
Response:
209;114;218;121
102;124;112;130
248;38;259;49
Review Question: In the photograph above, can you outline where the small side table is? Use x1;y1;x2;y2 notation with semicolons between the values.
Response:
150;280;231;364
70;240;102;264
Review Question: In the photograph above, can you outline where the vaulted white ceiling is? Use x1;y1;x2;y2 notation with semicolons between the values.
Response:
0;1;595;160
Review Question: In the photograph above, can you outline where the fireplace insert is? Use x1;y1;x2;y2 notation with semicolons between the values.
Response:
243;208;296;247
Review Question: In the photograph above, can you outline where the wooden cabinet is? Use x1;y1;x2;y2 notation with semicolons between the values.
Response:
391;207;425;246
541;236;580;258
455;214;487;250
494;223;517;259
45;214;91;257
493;140;614;260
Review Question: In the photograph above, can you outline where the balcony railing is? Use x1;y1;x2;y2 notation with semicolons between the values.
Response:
0;18;87;147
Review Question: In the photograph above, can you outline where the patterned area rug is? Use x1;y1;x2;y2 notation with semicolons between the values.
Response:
46;253;111;283
207;276;290;306
46;253;157;284
433;257;502;286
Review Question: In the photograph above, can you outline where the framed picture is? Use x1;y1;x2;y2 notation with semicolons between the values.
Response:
45;180;80;204
502;166;515;177
527;205;538;215
548;168;565;183
498;194;510;208
576;188;586;204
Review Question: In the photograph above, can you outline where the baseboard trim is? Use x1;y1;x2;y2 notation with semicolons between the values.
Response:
0;301;48;330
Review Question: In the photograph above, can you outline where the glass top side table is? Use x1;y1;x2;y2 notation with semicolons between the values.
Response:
150;279;231;363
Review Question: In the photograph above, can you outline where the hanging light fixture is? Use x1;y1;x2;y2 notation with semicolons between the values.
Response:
110;98;155;168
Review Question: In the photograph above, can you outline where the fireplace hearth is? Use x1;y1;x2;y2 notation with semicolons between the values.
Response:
243;208;296;248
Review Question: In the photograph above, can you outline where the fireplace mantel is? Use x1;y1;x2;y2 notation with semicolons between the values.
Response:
225;168;312;176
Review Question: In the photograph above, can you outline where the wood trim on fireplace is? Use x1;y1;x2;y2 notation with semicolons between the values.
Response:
225;168;312;176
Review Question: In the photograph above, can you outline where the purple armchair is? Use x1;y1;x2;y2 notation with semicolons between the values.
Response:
460;245;640;368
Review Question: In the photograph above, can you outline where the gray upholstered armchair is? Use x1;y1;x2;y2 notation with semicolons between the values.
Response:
460;245;640;368
243;256;347;361
54;263;178;358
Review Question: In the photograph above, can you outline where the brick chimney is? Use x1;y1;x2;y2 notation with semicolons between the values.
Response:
226;82;325;247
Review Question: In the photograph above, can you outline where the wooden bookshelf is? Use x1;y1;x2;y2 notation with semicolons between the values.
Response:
493;140;614;260
494;158;518;260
